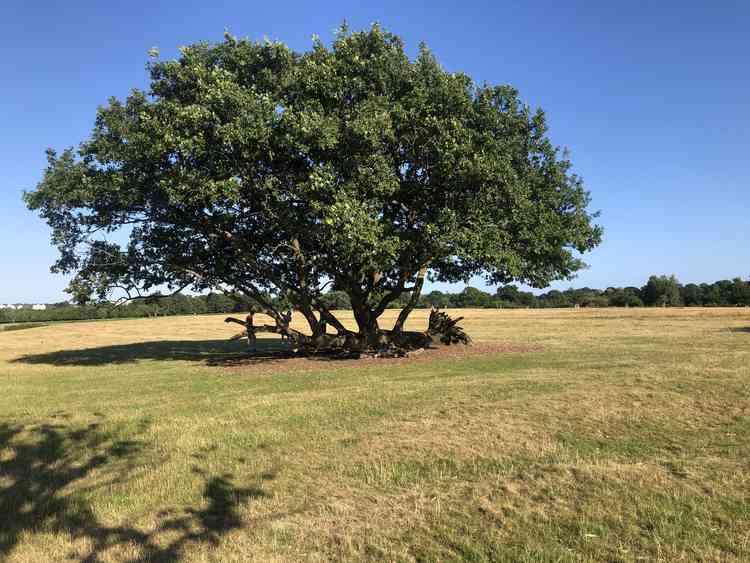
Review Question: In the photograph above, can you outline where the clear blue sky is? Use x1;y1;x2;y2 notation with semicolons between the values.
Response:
1;1;748;302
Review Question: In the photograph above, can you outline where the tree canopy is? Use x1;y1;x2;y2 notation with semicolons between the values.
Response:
641;275;682;307
25;24;602;350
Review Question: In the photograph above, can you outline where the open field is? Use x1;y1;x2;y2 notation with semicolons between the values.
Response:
1;308;749;562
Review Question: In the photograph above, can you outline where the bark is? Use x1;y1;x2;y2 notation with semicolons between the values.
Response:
392;265;427;333
311;299;350;335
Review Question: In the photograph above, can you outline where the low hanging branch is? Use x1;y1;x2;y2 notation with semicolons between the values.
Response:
224;314;343;353
226;307;471;357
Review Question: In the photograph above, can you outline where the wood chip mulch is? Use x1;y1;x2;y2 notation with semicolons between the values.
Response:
213;342;543;375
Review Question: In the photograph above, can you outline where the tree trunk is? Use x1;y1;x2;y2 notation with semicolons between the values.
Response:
348;292;379;344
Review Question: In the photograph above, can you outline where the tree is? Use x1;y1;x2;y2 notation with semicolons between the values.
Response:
454;287;493;308
641;275;682;307
538;289;569;308
606;286;643;307
680;283;703;306
714;279;734;305
492;285;536;308
204;292;236;314
700;283;721;306
319;290;351;310
729;278;750;306
570;288;608;307
421;290;452;309
24;25;601;354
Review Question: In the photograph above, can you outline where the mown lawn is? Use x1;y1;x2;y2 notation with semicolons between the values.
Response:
1;308;748;562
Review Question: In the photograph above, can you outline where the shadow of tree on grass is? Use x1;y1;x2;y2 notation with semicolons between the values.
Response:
0;421;138;557
0;420;274;562
12;339;274;367
12;338;353;368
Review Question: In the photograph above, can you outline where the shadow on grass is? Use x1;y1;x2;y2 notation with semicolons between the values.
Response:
0;420;274;561
12;338;355;368
13;338;281;367
0;322;49;332
728;326;750;333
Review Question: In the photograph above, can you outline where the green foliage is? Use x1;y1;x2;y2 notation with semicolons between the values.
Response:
681;283;703;306
642;275;682;307
454;287;493;308
319;290;351;310
24;25;600;339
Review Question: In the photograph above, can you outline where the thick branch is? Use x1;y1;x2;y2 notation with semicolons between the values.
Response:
373;276;409;318
310;298;351;335
224;317;305;339
392;265;427;333
232;281;283;323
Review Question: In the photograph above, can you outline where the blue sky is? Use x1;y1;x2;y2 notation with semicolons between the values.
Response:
1;1;748;302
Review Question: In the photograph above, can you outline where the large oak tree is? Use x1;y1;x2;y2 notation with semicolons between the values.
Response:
25;25;602;352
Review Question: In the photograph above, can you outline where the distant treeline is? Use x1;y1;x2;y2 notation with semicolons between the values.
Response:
2;275;749;324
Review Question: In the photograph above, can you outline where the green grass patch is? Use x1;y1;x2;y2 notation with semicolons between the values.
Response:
1;308;749;561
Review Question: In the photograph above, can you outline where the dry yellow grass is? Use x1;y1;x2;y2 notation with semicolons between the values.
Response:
1;307;749;561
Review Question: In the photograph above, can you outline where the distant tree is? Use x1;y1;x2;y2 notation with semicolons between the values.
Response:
729;278;750;306
717;280;736;305
623;286;643;299
563;287;605;307
25;25;600;353
624;295;644;307
492;284;537;307
319;290;351;310
641;275;682;306
515;291;538;308
495;285;521;303
698;283;719;306
581;293;610;307
680;283;703;306
204;293;235;314
453;287;493;308
607;287;643;307
422;290;452;309
538;289;569;308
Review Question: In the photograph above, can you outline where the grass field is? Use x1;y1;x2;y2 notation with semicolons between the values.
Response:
1;308;748;562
